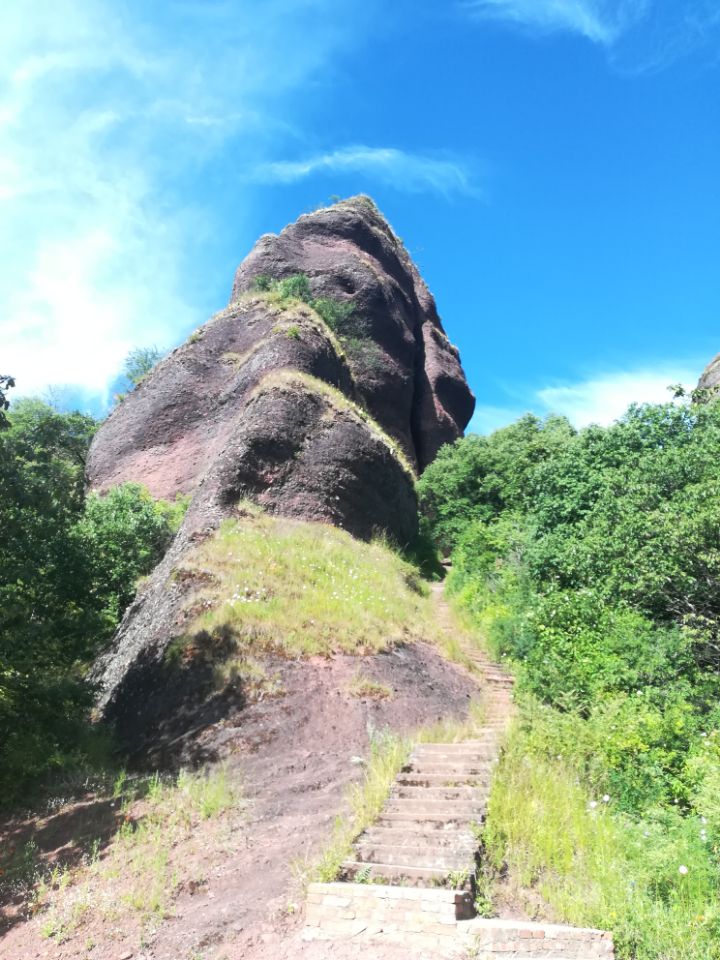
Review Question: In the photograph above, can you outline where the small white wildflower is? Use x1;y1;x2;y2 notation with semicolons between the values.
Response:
679;865;689;876
589;801;598;809
602;794;610;803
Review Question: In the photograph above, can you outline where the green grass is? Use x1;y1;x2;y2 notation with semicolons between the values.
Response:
483;718;720;959
175;513;434;660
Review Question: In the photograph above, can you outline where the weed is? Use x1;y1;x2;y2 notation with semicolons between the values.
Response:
347;673;393;700
285;324;301;340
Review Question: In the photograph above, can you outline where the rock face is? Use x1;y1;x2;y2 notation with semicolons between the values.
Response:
88;196;474;737
698;354;720;394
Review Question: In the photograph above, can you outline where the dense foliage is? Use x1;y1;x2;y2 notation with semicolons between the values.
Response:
0;400;184;801
419;402;720;958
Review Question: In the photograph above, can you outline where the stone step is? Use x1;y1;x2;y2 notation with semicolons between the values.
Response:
392;785;487;801
378;809;485;825
413;746;497;756
360;825;476;847
385;799;486;817
340;861;464;886
411;744;498;759
396;771;491;788
406;760;496;775
354;844;473;870
409;752;497;766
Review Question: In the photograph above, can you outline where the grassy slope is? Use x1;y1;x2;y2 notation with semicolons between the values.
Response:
175;512;434;660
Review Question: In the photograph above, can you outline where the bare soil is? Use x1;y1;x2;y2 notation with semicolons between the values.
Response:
0;641;479;960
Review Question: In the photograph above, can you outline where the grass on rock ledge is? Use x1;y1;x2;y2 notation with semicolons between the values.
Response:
176;514;435;659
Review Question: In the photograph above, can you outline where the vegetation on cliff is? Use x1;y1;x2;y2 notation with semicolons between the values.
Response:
419;400;720;959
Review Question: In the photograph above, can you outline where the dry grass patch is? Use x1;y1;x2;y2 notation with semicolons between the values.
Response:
31;766;243;945
176;514;435;659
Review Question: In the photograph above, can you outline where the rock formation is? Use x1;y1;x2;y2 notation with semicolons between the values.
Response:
88;196;474;741
698;354;720;394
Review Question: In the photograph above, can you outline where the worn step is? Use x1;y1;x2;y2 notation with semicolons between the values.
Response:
392;785;487;801
378;810;485;825
385;799;486;818
341;861;465;886
410;752;497;767
360;826;476;847
354;845;473;869
406;761;495;776
412;735;500;760
396;772;491;788
411;743;498;758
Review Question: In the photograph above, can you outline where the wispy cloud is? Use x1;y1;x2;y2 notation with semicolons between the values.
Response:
462;0;720;71
463;0;649;45
468;364;701;434
254;146;478;197
0;0;375;406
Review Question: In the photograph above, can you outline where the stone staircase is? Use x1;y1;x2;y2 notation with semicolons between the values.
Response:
303;589;614;958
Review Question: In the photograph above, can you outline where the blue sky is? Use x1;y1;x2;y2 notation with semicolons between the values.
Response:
3;0;720;433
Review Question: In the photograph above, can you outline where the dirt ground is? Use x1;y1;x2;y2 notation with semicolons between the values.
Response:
0;641;480;960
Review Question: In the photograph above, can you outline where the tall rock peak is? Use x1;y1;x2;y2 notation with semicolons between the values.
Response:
87;197;474;731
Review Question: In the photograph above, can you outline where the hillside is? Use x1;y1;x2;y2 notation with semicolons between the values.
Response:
2;198;719;960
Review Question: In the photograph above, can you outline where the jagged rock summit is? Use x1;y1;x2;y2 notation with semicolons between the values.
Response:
88;196;474;737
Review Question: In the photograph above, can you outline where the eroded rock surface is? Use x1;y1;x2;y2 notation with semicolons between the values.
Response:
88;196;474;736
698;353;720;394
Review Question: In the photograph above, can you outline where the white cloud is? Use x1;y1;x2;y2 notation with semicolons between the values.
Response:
463;0;649;44
537;367;698;427
254;146;478;197
0;0;376;407
468;364;701;435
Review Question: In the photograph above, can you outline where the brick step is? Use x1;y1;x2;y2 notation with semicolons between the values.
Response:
340;861;463;886
392;785;487;801
354;844;473;869
360;826;476;847
385;799;486;817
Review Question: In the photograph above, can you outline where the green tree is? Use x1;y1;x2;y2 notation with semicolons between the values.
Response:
0;374;15;428
124;345;163;386
0;400;185;800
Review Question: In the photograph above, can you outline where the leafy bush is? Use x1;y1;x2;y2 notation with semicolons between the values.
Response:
0;401;186;802
423;397;720;955
77;484;187;625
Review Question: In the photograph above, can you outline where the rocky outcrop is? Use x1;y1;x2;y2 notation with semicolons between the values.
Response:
88;196;474;737
698;354;720;394
87;196;473;501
